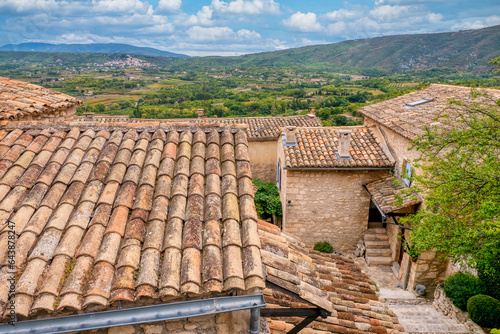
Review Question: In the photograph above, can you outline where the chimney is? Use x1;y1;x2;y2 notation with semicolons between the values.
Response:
285;126;297;145
307;107;316;119
197;108;205;118
338;129;352;158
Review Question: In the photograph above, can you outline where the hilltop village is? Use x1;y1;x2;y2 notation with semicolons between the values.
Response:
0;73;498;334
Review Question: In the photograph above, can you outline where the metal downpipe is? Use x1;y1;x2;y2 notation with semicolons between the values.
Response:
249;307;261;334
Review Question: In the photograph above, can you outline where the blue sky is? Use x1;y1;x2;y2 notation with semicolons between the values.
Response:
0;0;499;56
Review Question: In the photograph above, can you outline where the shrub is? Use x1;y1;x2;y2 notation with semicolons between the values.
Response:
467;294;500;328
477;252;500;300
443;272;485;311
252;179;282;219
314;241;334;253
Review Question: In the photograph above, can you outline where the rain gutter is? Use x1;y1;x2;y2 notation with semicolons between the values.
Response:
0;294;266;334
284;167;393;171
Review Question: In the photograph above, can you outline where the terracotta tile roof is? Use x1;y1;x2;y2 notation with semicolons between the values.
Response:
258;220;406;334
283;127;394;169
75;115;323;140
359;84;500;140
0;77;80;120
0;125;264;318
364;176;422;215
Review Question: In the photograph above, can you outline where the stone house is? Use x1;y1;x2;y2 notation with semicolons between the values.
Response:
0;122;405;333
276;126;395;252
0;77;79;123
73;112;322;183
359;83;500;293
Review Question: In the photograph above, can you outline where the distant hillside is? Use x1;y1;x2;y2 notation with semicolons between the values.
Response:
172;25;500;75
0;51;180;67
0;43;187;58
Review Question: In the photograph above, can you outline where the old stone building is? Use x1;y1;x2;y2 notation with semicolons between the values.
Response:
0;121;405;333
74;112;322;182
360;83;500;293
277;126;394;252
0;77;79;123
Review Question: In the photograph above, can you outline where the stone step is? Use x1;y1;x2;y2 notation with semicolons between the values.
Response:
366;256;392;266
366;248;391;257
364;234;389;241
364;240;390;249
388;305;470;334
365;228;387;234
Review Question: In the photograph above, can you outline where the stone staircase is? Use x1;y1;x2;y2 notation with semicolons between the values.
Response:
379;288;471;334
364;228;393;266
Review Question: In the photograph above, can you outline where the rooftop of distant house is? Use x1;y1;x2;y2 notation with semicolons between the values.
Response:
281;126;394;169
364;176;422;215
0;77;80;121
75;113;322;141
359;84;500;140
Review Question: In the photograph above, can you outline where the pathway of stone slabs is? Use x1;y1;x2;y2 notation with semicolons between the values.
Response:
353;259;471;334
379;288;470;334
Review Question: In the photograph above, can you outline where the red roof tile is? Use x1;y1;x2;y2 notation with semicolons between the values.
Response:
0;77;80;120
364;176;422;214
283;127;393;169
0;125;264;318
258;220;406;333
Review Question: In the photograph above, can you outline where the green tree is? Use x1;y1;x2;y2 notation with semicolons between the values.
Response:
404;87;500;279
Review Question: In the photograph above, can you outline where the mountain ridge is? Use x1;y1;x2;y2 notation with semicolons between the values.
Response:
170;24;500;74
0;42;187;58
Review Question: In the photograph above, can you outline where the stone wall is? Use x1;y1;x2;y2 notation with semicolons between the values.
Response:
386;222;401;262
248;140;277;182
91;310;253;334
280;169;389;251
433;285;485;334
410;251;449;295
365;119;421;179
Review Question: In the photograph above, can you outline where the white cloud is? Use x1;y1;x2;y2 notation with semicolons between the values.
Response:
175;6;214;26
211;0;281;15
325;9;361;21
451;15;500;30
92;0;150;14
281;12;323;33
427;12;443;23
369;5;411;22
186;26;260;41
0;0;58;14
157;0;182;13
326;21;347;35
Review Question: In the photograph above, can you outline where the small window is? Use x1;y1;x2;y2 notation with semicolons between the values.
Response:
402;160;412;187
404;98;434;109
277;160;282;190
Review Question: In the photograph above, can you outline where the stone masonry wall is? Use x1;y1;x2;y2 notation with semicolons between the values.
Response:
281;169;389;251
66;310;252;334
433;285;485;333
409;250;449;295
248;140;277;182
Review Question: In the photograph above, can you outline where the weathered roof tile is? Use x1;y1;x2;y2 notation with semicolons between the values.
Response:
0;126;265;320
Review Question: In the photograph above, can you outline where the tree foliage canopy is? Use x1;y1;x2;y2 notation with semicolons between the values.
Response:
404;87;500;271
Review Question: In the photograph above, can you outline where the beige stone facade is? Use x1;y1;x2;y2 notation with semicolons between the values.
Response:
248;139;277;182
64;311;252;334
279;168;390;251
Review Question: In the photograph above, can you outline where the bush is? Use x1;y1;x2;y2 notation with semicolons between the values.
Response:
314;241;334;253
467;294;500;328
477;252;500;300
443;272;485;311
252;179;282;219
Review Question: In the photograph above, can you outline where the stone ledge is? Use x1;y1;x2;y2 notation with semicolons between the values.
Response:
433;284;485;334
